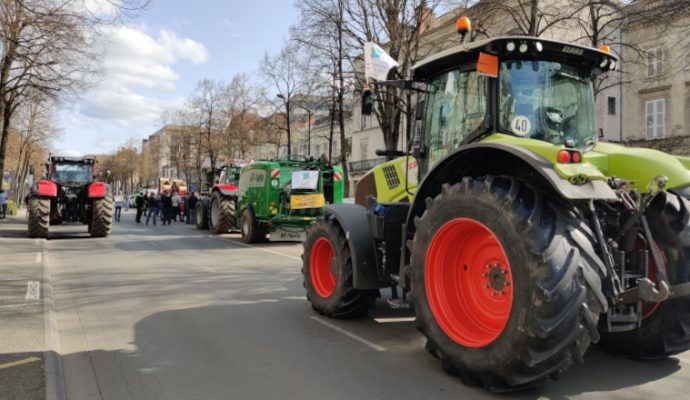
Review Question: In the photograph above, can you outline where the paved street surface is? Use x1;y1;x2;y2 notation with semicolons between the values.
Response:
3;209;690;400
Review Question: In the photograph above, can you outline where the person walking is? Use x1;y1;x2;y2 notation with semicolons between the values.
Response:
161;191;173;225
187;192;198;225
0;190;8;219
114;191;124;222
135;191;145;223
171;191;180;222
146;193;160;225
124;194;130;212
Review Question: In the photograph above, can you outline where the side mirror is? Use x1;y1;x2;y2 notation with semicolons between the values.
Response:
361;89;373;116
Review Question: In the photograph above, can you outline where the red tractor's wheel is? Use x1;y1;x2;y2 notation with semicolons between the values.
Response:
412;177;607;391
426;218;513;348
309;237;337;298
302;216;378;318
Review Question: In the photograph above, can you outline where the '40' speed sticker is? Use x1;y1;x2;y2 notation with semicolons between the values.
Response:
511;116;531;136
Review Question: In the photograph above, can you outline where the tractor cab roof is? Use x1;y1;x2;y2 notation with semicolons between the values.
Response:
412;36;617;81
50;155;97;164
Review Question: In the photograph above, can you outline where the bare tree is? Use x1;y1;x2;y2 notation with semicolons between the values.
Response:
0;0;150;188
260;43;303;158
226;73;264;159
187;79;230;177
10;89;60;201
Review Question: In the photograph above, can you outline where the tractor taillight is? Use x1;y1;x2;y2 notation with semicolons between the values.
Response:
557;150;582;164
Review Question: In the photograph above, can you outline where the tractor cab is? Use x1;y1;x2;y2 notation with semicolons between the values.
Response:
49;156;96;186
409;36;617;177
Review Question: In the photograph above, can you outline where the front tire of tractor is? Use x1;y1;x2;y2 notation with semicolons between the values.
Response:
209;191;235;235
597;192;690;359
195;201;209;230
240;208;266;243
27;197;50;238
90;197;113;238
302;216;379;318
411;177;607;391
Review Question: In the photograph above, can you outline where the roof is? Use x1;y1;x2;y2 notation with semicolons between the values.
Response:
50;156;97;163
412;36;617;80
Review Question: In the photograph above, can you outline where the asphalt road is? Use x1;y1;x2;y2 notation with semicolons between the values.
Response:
3;209;690;399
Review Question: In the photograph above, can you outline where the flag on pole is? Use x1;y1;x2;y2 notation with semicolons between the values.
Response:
364;42;399;81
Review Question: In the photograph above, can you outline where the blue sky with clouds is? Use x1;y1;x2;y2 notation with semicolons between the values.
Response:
56;0;297;156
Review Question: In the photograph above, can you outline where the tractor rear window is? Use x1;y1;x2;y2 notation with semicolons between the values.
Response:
52;163;93;184
423;70;487;170
499;61;596;148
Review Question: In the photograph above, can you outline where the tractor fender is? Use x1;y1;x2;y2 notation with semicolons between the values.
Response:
88;182;108;198
323;204;382;290
33;180;57;197
408;142;618;231
214;184;238;197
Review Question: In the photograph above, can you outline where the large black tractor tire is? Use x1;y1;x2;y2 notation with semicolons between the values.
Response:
598;191;690;358
208;191;235;235
27;197;50;238
302;216;379;318
411;177;607;392
240;208;267;243
195;201;209;230
90;197;113;238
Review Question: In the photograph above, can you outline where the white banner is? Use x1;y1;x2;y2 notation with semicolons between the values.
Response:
292;171;319;190
364;42;399;81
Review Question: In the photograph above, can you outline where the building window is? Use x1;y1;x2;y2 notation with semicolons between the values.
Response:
646;98;665;139
607;97;616;115
646;47;664;77
359;138;369;159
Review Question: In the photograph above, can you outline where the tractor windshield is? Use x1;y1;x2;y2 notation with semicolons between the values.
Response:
52;162;93;185
499;61;596;148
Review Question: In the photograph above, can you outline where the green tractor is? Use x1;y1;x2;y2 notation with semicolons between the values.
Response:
301;28;690;391
196;158;344;243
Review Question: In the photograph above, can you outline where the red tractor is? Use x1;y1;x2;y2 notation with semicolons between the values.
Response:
27;156;113;238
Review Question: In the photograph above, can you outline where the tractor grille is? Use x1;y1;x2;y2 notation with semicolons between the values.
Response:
382;165;401;190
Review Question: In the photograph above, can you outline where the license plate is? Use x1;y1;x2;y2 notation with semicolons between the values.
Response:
290;194;325;210
270;227;307;242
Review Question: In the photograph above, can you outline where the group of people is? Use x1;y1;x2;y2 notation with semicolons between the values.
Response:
133;190;199;226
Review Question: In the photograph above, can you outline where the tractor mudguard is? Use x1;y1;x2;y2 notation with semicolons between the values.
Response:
34;180;58;197
88;182;108;198
408;142;618;230
323;204;382;290
215;184;238;197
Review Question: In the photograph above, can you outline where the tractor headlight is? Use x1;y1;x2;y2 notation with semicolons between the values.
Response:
506;41;516;52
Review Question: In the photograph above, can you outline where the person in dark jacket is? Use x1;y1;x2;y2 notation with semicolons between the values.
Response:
146;193;160;225
135;191;145;223
187;192;198;225
160;191;173;225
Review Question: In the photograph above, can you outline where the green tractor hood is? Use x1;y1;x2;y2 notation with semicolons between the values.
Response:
482;134;690;193
588;142;690;193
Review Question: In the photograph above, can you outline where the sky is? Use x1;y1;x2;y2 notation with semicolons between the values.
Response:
55;0;298;156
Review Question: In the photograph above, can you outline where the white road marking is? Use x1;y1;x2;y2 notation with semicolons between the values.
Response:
25;281;41;300
43;243;67;400
36;252;42;263
310;316;387;352
374;317;415;323
282;296;307;301
0;357;41;370
202;231;303;262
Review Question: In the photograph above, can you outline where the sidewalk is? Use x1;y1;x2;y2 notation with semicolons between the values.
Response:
0;210;46;400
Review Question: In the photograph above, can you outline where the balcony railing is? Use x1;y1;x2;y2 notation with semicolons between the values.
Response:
348;157;386;172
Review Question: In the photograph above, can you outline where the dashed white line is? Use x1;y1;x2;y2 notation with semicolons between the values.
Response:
25;281;41;300
374;317;415;323
310;316;387;352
